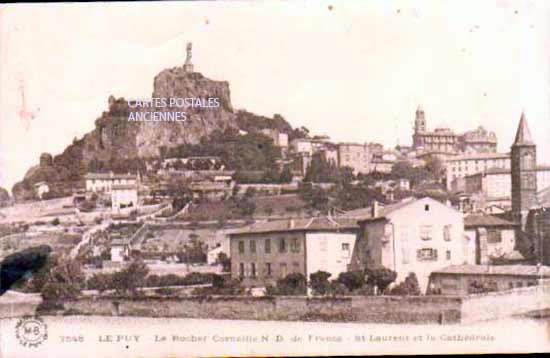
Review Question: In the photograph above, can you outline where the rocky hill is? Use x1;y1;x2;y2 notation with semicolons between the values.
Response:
11;65;300;201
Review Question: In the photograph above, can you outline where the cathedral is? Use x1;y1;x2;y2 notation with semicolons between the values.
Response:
412;106;497;155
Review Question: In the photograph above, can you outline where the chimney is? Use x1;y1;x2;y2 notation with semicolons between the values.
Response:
372;200;379;218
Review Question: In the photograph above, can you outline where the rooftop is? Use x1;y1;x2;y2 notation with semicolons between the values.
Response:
513;112;535;146
432;264;550;277
229;216;359;236
447;152;510;162
464;214;515;228
85;173;137;180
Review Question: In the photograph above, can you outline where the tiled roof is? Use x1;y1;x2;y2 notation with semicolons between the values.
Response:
432;264;550;277
464;214;515;228
229;216;359;236
112;184;137;190
356;198;419;222
85;173;137;180
447;152;510;162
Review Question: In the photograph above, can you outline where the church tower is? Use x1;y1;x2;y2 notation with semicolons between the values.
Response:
511;111;537;227
414;105;426;133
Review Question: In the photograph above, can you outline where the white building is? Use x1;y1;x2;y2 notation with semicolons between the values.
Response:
445;152;510;191
111;184;138;214
261;128;289;148
290;138;313;155
110;238;130;263
85;172;137;193
353;197;468;293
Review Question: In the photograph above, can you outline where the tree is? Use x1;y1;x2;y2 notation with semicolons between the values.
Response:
270;273;307;295
216;252;231;272
111;259;149;295
41;257;85;302
279;165;293;183
336;271;365;292
309;271;332;296
389;272;421;296
365;265;397;294
425;157;444;181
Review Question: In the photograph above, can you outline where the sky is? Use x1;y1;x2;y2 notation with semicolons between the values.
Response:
1;0;550;191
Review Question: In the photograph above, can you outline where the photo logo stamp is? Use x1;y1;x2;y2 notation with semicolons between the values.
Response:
15;316;48;348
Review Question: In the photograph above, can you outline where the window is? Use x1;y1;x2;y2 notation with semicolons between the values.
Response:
238;241;245;254
239;263;245;278
420;225;432;240
280;263;288;277
446;250;451;260
424;204;430;211
292;262;300;273
251;263;256;278
264;239;271;253
265;263;272;276
290;238;300;253
443;225;452;241
402;247;410;264
279;238;287;253
417;248;438;261
250;240;256;254
508;282;514;289
487;230;502;243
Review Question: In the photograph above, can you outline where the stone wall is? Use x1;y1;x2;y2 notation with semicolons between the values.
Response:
61;295;462;324
460;279;550;323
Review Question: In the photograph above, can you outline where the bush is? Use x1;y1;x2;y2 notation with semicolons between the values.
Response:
51;217;60;226
389;272;421;296
270;273;307;295
365;265;397;294
336;271;365;292
309;271;332;296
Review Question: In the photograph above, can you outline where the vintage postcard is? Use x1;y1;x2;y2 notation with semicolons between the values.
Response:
1;0;550;356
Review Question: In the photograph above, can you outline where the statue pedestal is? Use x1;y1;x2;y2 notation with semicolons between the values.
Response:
183;63;194;72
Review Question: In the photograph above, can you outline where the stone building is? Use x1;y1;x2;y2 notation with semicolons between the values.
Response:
463;214;519;265
353;197;467;293
428;264;549;296
337;143;370;175
457;126;497;154
412;106;458;154
111;184;138;214
511;112;538;227
446;152;510;191
228;217;359;287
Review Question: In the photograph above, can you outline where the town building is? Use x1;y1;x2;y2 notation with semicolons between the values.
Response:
464;167;550;204
85;172;137;193
446;152;510;191
261;128;289;149
463;214;519;265
228;217;359;287
353;197;467;293
337;143;370;175
457;126;497;154
110;238;130;263
412;106;458;154
428;264;550;295
111;184;138;214
290;138;314;156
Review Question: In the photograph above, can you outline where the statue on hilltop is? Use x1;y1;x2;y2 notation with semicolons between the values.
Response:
184;42;194;72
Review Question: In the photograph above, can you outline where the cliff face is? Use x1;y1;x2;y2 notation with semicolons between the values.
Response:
81;68;237;162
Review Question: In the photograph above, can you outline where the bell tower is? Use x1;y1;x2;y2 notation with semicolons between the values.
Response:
511;111;537;227
414;105;426;133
